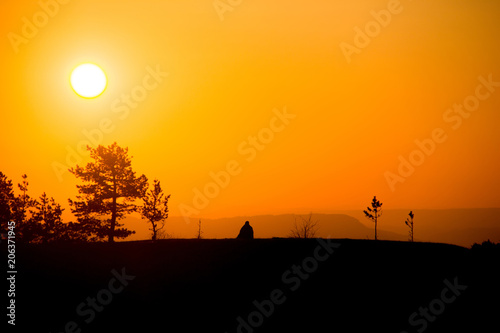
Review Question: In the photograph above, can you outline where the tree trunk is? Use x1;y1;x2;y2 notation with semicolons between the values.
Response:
374;216;377;241
109;174;117;243
109;195;116;243
411;221;414;242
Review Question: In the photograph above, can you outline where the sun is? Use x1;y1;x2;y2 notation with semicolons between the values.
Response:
70;63;107;98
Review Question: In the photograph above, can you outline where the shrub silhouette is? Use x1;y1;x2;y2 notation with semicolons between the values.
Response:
289;213;318;239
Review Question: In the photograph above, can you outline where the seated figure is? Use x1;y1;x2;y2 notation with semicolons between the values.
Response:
236;221;254;239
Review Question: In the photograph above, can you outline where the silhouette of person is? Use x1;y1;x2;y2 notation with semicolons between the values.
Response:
236;221;254;239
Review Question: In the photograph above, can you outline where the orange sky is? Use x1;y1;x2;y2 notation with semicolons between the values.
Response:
1;0;499;225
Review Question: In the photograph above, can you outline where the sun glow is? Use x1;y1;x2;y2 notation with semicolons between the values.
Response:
70;63;107;98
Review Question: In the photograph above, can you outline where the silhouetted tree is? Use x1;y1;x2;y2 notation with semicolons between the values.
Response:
11;174;30;223
197;219;203;239
66;216;108;242
289;213;318;239
141;179;170;241
69;143;148;242
0;172;14;229
29;192;65;243
471;239;500;251
405;211;414;242
470;240;500;263
364;196;383;240
10;174;37;242
1;172;91;243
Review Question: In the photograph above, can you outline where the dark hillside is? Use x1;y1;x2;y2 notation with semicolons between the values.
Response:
12;239;499;332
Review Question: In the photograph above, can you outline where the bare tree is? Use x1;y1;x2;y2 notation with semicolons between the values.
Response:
363;196;383;240
155;228;172;240
405;211;414;242
289;213;318;239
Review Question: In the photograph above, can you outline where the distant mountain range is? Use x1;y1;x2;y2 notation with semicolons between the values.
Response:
124;208;500;247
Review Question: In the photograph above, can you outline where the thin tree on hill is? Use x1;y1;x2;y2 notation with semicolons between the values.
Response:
141;179;170;241
69;143;148;242
197;219;203;239
289;213;318;239
405;211;414;242
363;196;383;240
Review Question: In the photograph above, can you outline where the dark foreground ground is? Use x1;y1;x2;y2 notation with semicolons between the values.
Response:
6;238;500;332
